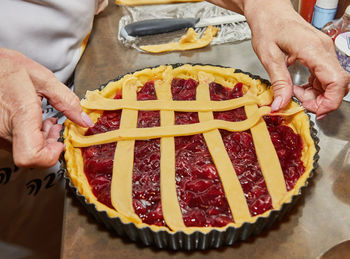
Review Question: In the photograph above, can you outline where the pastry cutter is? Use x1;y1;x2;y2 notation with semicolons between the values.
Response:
120;14;246;38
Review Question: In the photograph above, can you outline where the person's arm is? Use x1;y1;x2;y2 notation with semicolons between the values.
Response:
0;48;94;167
208;0;350;119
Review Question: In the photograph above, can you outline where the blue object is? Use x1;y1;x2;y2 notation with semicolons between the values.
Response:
312;5;337;30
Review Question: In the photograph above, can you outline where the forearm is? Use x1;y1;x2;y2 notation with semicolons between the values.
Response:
206;0;294;20
206;0;245;14
207;0;300;38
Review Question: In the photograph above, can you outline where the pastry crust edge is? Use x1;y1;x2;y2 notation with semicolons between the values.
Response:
64;64;316;235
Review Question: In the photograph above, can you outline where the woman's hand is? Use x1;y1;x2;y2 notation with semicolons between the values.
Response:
0;48;94;168
208;0;350;118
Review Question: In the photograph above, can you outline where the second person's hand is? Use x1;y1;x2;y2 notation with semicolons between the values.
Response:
244;0;349;118
208;0;350;118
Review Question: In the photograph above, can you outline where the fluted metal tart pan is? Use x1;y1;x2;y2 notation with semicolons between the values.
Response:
62;63;320;250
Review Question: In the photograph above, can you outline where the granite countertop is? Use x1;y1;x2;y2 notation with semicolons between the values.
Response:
61;2;350;258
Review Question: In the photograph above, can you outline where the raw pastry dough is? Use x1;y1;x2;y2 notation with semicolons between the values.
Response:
140;26;218;53
64;64;316;234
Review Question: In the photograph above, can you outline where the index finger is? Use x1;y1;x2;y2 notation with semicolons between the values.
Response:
39;75;94;127
18;53;94;128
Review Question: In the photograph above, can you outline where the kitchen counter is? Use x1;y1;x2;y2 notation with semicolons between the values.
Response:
61;2;350;258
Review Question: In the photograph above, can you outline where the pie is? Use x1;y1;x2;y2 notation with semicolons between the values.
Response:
64;64;317;243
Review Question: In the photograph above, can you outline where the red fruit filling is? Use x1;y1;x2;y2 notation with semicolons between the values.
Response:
82;109;122;209
81;77;305;227
173;79;234;227
132;81;164;226
263;115;305;191
210;82;272;216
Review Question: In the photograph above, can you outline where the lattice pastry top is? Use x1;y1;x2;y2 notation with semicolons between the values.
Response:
64;64;316;234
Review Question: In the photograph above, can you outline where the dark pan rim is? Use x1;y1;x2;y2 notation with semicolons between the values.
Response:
62;63;320;250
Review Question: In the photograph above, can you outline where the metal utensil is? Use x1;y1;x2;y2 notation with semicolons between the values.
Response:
120;14;246;38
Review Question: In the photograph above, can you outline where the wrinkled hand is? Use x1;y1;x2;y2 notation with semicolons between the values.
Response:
208;0;350;118
0;48;94;168
245;0;350;118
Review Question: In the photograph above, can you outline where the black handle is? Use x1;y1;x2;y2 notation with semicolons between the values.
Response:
123;18;199;37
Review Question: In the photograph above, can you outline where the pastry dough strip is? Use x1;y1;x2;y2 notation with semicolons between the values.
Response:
111;78;142;223
197;72;252;223
244;104;287;208
155;68;186;231
70;106;271;147
82;91;262;111
140;26;218;53
64;64;315;233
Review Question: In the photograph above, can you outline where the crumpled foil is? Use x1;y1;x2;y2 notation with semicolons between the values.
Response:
118;2;251;52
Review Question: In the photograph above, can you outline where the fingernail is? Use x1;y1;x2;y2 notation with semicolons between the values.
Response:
317;114;327;120
81;112;94;127
271;96;282;112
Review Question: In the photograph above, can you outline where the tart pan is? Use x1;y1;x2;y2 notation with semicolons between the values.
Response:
62;63;320;250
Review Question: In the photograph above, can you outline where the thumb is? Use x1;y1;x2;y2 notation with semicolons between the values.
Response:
257;45;293;111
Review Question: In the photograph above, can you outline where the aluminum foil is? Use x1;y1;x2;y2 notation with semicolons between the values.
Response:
63;64;320;250
118;2;251;51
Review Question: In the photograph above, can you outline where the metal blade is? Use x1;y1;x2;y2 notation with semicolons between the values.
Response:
195;14;246;28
